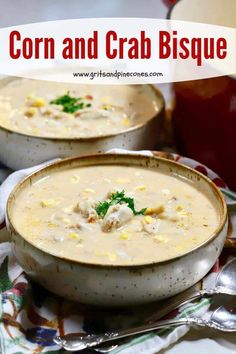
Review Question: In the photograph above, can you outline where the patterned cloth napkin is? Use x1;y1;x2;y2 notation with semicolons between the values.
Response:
0;150;236;354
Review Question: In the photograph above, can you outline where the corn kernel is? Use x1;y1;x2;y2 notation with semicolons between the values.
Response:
106;252;117;262
70;175;80;183
31;220;40;227
84;188;95;193
68;232;79;239
153;235;168;243
120;233;129;240
48;222;57;228
63;205;73;213
62;218;70;224
145;205;165;215
31;128;40;135
42;109;53;116
95;251;102;257
32;98;46;107
175;245;184;252
122;117;130;126
102;104;111;110
26;93;35;100
25;107;37;118
179;210;189;216
144;215;154;224
40;199;56;208
145;208;152;215
102;96;110;103
177;221;189;230
177;221;184;228
135;185;146;191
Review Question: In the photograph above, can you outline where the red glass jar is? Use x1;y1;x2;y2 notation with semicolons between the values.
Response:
169;0;236;190
173;77;236;190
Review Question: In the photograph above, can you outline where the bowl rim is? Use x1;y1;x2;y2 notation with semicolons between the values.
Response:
7;153;228;269
0;79;165;142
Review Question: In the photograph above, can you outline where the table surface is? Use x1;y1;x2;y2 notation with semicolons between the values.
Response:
0;1;235;353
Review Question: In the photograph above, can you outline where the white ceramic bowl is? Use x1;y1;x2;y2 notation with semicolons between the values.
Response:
6;153;228;306
0;78;165;170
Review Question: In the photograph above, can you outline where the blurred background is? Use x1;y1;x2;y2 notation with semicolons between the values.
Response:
0;0;167;26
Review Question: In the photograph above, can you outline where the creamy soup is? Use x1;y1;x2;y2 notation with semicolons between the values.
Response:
11;164;219;266
0;79;160;138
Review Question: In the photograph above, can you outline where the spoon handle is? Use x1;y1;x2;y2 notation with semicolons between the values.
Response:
172;288;217;306
54;317;200;351
54;287;220;351
146;287;216;324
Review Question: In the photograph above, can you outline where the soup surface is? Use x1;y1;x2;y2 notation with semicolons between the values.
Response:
0;79;160;138
11;164;219;265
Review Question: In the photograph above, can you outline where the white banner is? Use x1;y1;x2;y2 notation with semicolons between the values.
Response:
0;18;235;84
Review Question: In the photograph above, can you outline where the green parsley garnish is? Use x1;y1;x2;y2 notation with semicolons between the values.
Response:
50;92;92;113
96;190;146;218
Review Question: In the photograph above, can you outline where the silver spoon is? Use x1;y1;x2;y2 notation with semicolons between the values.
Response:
146;257;236;324
54;258;236;351
92;256;236;345
53;299;236;351
96;257;236;353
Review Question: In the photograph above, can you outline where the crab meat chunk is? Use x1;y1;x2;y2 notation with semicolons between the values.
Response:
102;204;133;232
142;217;161;235
73;196;98;222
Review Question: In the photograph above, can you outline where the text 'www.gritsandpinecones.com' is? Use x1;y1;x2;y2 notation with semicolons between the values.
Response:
73;70;164;80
